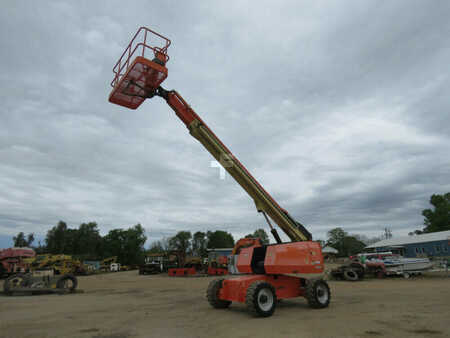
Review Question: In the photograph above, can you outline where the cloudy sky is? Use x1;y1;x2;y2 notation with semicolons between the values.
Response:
1;1;449;248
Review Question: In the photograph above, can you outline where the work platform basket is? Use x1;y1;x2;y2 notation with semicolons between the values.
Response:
109;27;171;109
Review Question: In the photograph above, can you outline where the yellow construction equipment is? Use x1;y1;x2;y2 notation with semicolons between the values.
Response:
100;256;118;272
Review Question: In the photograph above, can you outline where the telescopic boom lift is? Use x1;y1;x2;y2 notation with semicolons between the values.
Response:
109;27;330;317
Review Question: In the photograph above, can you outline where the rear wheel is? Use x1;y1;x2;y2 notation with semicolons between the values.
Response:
207;278;231;309
305;279;331;309
56;274;78;292
350;263;365;279
343;269;359;281
245;281;277;317
4;273;30;295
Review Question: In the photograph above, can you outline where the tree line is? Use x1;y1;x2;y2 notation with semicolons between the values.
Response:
12;222;269;266
409;192;450;235
323;228;381;257
11;192;449;262
148;228;269;257
12;221;147;266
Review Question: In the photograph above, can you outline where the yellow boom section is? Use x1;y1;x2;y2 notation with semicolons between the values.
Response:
187;119;311;242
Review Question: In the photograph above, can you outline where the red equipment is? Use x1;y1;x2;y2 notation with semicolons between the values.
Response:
0;247;35;278
109;27;330;317
207;267;228;276
168;267;197;277
208;255;228;276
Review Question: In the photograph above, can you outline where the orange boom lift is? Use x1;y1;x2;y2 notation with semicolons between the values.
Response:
109;27;330;317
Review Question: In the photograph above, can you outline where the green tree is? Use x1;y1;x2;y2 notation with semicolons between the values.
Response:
13;232;34;247
34;240;47;254
148;240;164;253
13;232;27;247
422;192;450;233
63;228;78;254
326;227;347;253
45;221;69;253
103;224;147;265
27;233;35;246
245;228;269;245
207;230;234;249
169;231;192;254
341;236;366;256
74;222;102;258
192;231;208;257
168;231;192;268
326;227;365;256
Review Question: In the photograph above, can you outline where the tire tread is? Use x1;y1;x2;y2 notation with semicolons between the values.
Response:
305;278;331;309
206;278;231;309
245;281;276;317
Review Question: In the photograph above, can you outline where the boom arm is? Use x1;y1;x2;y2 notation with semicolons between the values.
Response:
155;87;312;242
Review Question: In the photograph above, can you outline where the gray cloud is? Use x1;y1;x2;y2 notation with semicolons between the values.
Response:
1;1;449;246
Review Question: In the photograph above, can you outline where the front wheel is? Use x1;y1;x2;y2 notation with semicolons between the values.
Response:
245;281;277;317
207;278;231;309
305;279;331;309
3;273;30;295
56;274;78;292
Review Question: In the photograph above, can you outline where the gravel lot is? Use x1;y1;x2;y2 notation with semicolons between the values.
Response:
1;270;449;338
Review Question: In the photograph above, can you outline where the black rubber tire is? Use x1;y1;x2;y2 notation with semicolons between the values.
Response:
3;273;29;295
207;278;231;309
245;281;277;317
56;274;78;292
343;269;359;281
305;279;331;309
350;263;365;279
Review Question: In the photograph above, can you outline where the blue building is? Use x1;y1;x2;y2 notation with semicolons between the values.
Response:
207;248;233;261
83;260;101;270
365;230;450;258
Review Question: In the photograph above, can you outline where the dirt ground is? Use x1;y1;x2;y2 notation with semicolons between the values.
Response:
1;270;449;338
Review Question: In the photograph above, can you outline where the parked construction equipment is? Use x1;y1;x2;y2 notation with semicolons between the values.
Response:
139;253;164;275
30;254;88;275
207;250;229;276
100;256;118;272
3;269;78;296
109;27;330;317
0;247;35;278
167;252;206;276
139;252;180;275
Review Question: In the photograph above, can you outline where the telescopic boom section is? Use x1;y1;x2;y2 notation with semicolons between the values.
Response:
156;87;312;242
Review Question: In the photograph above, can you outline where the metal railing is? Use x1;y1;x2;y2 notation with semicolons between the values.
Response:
110;27;171;88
